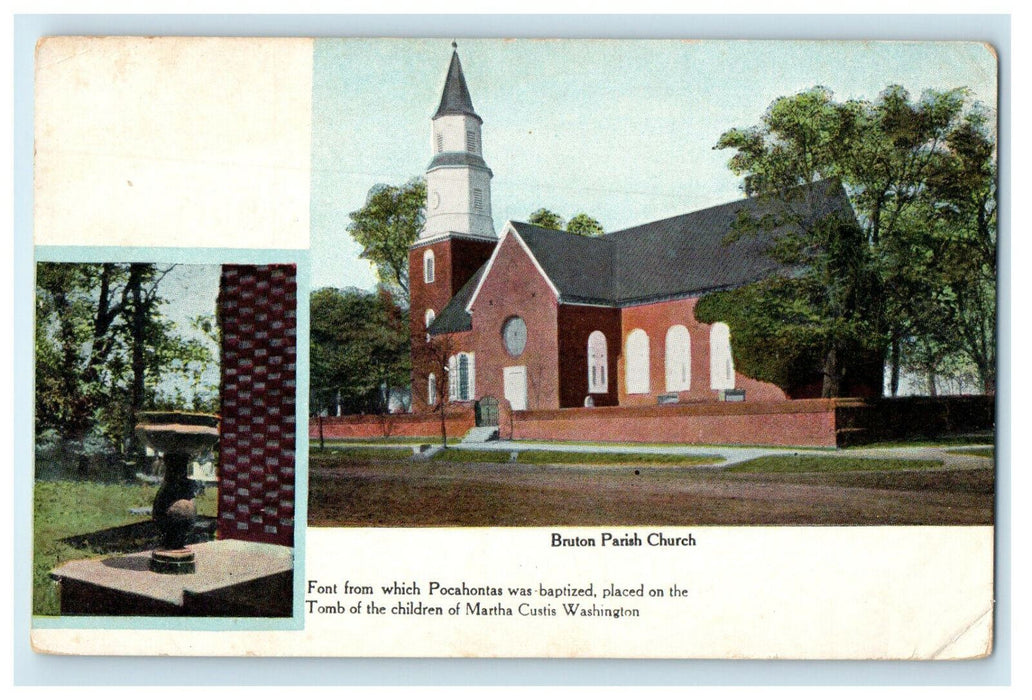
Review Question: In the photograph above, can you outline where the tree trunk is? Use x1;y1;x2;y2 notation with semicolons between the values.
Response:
821;345;842;398
926;369;938;397
124;264;148;481
889;338;901;397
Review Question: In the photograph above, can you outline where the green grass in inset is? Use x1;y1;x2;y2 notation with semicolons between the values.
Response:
33;480;218;617
727;455;944;474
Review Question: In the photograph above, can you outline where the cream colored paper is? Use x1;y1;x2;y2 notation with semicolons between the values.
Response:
30;36;996;660
33;527;992;659
34;37;312;249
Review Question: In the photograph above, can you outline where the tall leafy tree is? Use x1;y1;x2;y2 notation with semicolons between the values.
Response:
922;106;997;392
347;178;426;299
709;85;995;397
310;287;410;417
35;263;218;470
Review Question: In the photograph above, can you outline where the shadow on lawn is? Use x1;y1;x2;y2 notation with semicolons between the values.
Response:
58;516;217;554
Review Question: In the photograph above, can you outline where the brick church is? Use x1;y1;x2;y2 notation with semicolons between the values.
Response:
409;46;859;415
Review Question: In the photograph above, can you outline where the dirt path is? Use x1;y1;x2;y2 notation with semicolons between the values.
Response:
309;457;994;527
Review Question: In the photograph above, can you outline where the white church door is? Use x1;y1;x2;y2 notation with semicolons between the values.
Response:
503;366;528;411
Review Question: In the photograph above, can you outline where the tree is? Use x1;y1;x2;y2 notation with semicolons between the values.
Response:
529;208;605;236
528;208;564;230
710;85;995;397
411;333;457;447
347;178;426;299
565;213;605;237
35;263;218;472
310;286;410;417
924;106;997;393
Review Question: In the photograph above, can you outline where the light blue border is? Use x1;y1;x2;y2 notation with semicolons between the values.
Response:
29;250;309;633
14;12;1010;687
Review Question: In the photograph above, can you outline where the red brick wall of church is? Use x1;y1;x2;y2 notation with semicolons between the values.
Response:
410;329;475;413
618;297;788;406
469;233;560;409
409;238;495;328
557;305;622;408
409;237;494;413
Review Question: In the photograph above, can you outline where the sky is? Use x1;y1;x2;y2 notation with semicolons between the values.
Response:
153;264;221;402
309;38;997;291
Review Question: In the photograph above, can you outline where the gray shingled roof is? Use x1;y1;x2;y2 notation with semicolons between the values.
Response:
433;49;480;122
518;179;854;306
428;179;856;334
427;263;485;335
508;222;616;304
607;180;854;303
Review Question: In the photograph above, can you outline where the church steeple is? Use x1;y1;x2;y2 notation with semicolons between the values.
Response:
433;45;480;122
420;43;495;241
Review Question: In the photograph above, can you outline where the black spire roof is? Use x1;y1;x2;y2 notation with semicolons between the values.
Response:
433;48;480;122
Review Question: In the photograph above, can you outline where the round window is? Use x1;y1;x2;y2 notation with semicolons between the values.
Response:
502;316;527;357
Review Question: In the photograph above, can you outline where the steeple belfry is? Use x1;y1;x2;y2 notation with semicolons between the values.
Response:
420;44;496;241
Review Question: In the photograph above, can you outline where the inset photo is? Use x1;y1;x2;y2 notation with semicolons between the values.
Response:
34;262;297;618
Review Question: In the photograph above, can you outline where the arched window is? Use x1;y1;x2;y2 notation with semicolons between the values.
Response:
587;331;608;393
710;323;735;390
448;353;475;401
423;249;435;284
428;373;437;406
665;325;692;392
425;309;435;329
625;329;650;395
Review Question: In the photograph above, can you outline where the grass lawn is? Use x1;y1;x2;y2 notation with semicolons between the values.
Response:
432;448;723;467
843;433;995;449
314;445;723;467
318;446;416;460
33;480;218;617
315;436;434;446
726;455;944;473
946;446;995;459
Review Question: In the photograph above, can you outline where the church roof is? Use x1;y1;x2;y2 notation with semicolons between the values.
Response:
428;179;856;334
427;262;485;335
508;222;617;304
518;179;854;306
433;49;481;122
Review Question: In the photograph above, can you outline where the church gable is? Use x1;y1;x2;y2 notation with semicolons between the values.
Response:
467;228;562;410
464;224;561;315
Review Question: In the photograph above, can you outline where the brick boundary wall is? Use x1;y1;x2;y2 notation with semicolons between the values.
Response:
217;264;297;547
308;396;994;448
310;408;476;441
503;399;842;447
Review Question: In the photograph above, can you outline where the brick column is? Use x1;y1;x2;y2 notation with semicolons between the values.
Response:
217;264;297;547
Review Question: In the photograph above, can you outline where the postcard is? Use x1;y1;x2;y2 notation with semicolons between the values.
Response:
29;36;997;659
